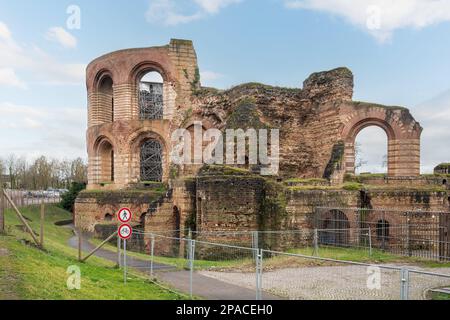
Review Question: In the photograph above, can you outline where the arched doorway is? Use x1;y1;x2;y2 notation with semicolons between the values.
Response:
343;119;396;176
376;219;390;241
138;71;163;120
355;126;388;175
140;139;163;182
318;210;350;246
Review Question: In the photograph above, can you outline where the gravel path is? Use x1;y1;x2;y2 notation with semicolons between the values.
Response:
199;265;450;300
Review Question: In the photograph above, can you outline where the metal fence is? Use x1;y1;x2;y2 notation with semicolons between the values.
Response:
116;231;450;300
2;189;62;208
315;207;450;261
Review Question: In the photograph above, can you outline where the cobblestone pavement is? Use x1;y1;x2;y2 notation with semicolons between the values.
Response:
199;265;450;300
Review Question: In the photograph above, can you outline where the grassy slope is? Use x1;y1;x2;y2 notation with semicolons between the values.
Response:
0;205;184;300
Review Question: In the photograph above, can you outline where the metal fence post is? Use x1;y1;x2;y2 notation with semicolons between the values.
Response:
252;231;259;260
78;228;82;262
189;239;196;299
123;239;127;284
256;249;263;300
400;268;410;300
313;229;319;256
368;227;372;257
150;234;155;277
117;236;121;268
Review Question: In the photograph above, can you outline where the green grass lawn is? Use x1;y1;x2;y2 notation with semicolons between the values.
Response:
430;292;450;300
0;204;185;300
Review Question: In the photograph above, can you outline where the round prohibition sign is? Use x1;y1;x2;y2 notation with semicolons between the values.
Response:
117;207;132;223
118;224;133;240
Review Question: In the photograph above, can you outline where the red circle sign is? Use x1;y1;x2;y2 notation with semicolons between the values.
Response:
117;207;132;223
118;224;133;240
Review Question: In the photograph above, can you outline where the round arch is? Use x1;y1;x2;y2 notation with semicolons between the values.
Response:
94;137;115;184
318;209;350;246
342;118;397;176
129;61;170;84
128;130;169;183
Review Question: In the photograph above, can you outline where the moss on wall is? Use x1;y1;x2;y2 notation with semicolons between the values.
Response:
78;189;166;206
225;98;269;130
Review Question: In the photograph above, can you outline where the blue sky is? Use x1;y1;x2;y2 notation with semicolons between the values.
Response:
0;0;449;173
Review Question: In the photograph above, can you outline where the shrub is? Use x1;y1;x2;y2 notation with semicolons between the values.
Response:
60;182;86;213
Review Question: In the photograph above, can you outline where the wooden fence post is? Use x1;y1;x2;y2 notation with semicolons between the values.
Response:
40;200;45;248
2;190;40;246
0;189;4;234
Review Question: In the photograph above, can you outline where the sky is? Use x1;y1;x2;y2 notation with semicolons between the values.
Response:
0;0;449;173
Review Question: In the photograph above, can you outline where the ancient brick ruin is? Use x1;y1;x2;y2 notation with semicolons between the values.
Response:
75;39;449;256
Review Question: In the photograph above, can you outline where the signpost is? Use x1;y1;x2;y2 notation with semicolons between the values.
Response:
117;207;132;224
118;224;133;240
117;208;133;284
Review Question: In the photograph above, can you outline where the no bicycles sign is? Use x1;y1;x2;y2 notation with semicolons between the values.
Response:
117;207;133;240
118;224;133;240
117;207;132;223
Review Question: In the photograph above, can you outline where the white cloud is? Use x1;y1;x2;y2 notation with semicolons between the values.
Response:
146;0;241;26
0;21;12;40
0;102;86;159
0;21;85;87
45;27;77;49
285;0;450;42
200;70;223;81
194;0;242;14
0;68;26;88
414;89;450;172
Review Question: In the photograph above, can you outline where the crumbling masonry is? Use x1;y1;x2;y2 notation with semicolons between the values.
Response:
75;39;449;253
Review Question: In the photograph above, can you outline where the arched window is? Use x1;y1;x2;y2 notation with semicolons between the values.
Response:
98;140;114;183
355;126;388;175
139;71;163;120
98;75;114;122
376;220;390;241
140;139;163;182
318;210;350;246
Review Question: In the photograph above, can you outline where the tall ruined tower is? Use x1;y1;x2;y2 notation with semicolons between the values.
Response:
85;39;200;190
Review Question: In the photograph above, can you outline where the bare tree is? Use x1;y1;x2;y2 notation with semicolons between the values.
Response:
2;154;87;190
71;158;87;183
354;142;367;172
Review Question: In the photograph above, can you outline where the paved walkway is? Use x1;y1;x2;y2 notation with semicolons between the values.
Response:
199;264;450;300
66;227;278;300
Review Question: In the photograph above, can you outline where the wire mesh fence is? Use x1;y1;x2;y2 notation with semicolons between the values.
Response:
110;229;450;300
315;207;450;261
2;189;62;208
259;250;404;300
407;270;450;300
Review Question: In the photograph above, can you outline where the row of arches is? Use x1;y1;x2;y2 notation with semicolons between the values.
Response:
94;70;164;125
319;210;391;246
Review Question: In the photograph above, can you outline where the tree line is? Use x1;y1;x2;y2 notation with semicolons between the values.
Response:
0;155;87;190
